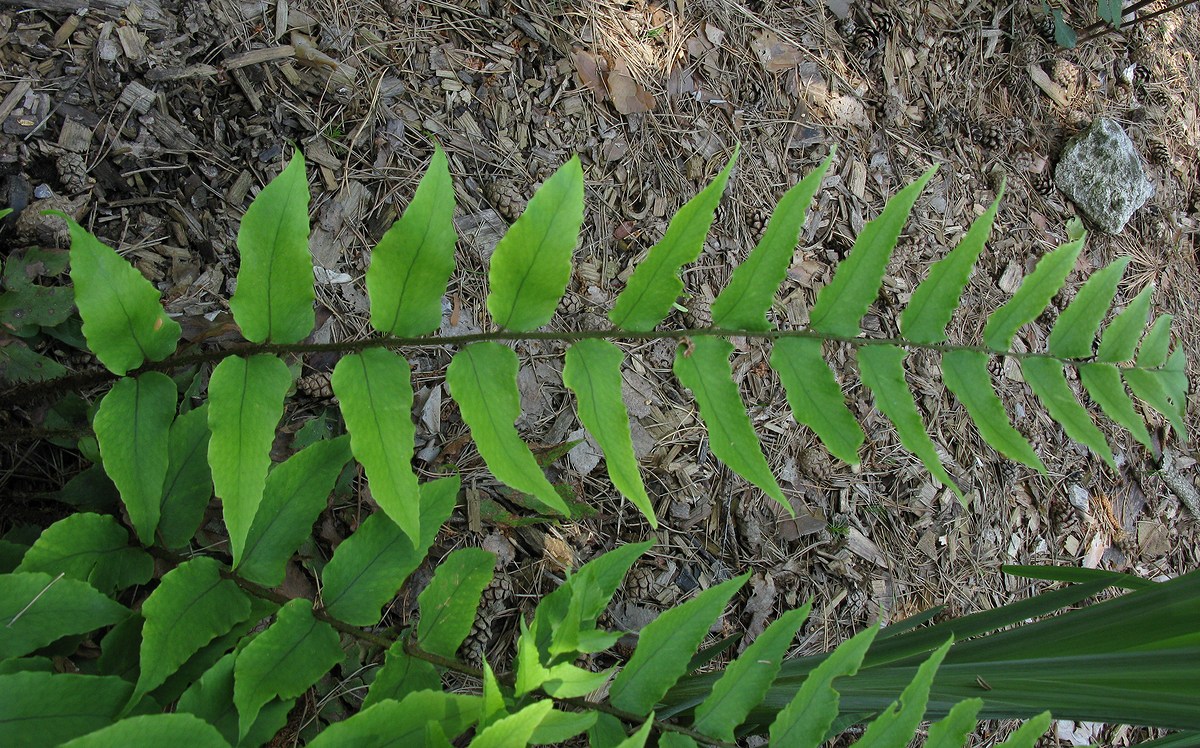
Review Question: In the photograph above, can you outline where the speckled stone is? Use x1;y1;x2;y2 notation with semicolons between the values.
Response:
1054;117;1154;234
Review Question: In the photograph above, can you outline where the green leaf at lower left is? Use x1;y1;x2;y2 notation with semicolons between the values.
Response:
59;714;229;748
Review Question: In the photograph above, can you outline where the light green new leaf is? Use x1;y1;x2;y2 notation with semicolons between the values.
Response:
469;700;554;748
673;337;786;510
234;599;342;739
207;354;292;565
238;436;353;586
1124;348;1187;435
515;618;615;698
613;717;654;748
852;639;953;747
1048;257;1129;358
940;350;1045;472
692;604;811;742
447;343;567;514
59;713;229;748
94;372;176;544
480;661;507;729
983;237;1085;350
770;337;864;465
0;671;133;747
1079;363;1152;449
858;345;963;501
136;556;252;701
62;215;180;375
417;547;495;658
1021;356;1115;469
229;152;314;344
368;143;457;336
610;573;749;716
924;698;983;748
529;710;598;745
809;166;936;337
308;691;481;748
609;150;737;331
996;711;1052;747
487;157;584;331
176;653;293;747
1136;314;1173;368
563;340;655;526
16;513;152;594
158;404;213;549
322;475;458;625
363;640;441;708
711;153;833;331
902;188;1002;343
1096;285;1153;362
0;572;129;659
333;349;420;540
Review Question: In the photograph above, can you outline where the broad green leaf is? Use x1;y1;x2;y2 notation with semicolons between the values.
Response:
1137;314;1173;368
692;604;811;741
588;713;629;748
207;354;292;564
1048;257;1129;358
309;692;481;748
0;671;133;747
238;436;353;586
0;572;129;659
529;710;598;745
926;698;983;748
1096;285;1153;362
97;615;142;682
59;713;229;747
368;143;457;336
16;513;152;594
417;547;495;658
1021;356;1115;469
62;215;180;375
447;343;567;514
158;404;213;549
515;618;615;698
228;152;314;344
614;717;654;748
809;167;936;337
1052;9;1077;48
480;661;507;729
136;556;252;701
487;157;584;331
673;337;786;510
321;475;458;625
609;150;737;331
852;639;953;747
469;700;554;748
858;345;963;501
1124;347;1187;435
1097;0;1122;26
770;337;864;465
940;350;1045;472
658;734;700;748
234;599;342;739
983;238;1085;350
333;349;420;539
902;188;1002;343
711;153;833;331
363;640;441;708
996;712;1052;747
563;340;655;526
610;573;749;716
176;653;292;747
1079;363;1153;449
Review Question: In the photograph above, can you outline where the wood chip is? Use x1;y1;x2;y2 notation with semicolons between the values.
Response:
145;64;218;81
56;116;92;152
1028;63;1070;108
223;45;295;71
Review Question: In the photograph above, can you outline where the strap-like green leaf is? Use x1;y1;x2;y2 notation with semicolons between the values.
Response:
858;345;963;501
176;652;293;747
673;337;786;511
158;404;213;549
711;153;833;331
480;661;507;730
610;573;749;716
852;639;953;747
515;617;616;698
529;710;598;746
0;572;129;659
487;157;584;331
809;166;936;337
229;152;314;344
307;691;481;748
1021;356;1115;469
0;671;133;747
237;436;353;586
997;712;1053;747
207;354;292;565
1136;314;1173;368
1079;363;1152;449
770;337;865;465
447;343;568;514
333;349;421;539
15;513;152;594
923;697;983;748
363;641;441;708
62;215;181;375
368;143;457;336
692;603;811;741
902;188;1002;344
940;350;1045;472
983;237;1085;350
609;150;737;331
1048;257;1129;358
469;700;554;748
563;340;655;526
1096;285;1153;362
59;713;229;748
1124;347;1187;435
417;548;495;658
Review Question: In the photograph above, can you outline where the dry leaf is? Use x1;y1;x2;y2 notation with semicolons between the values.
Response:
703;22;725;46
609;59;656;114
571;48;608;101
751;30;802;72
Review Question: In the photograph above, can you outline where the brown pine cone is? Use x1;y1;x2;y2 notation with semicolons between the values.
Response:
460;573;513;666
483;180;527;223
624;565;656;602
1147;140;1171;166
297;372;334;399
1030;170;1054;197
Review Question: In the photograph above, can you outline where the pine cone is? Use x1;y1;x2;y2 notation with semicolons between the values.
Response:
298;372;334;399
624;565;656;602
1147;140;1171;166
484;180;527;223
1030;170;1055;197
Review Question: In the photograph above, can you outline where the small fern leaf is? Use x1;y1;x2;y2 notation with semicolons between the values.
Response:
925;698;983;748
368;144;457;337
16;513;152;595
515;618;615;698
770;337;865;465
417;548;495;658
158;404;213;549
610;573;749;716
711;152;833;331
481;661;507;730
333;349;421;540
611;718;654;748
229;152;314;345
673;337;787;511
447;342;568;515
858;345;963;501
1096;285;1154;362
940;350;1045;472
852;638;953;747
363;641;441;708
658;734;700;748
1079;363;1153;449
996;712;1053;747
1048;257;1130;358
528;709;599;746
692;603;811;741
0;671;131;747
983;237;1084;351
487;157;584;331
563;340;655;526
1136;314;1173;368
468;700;554;748
308;691;481;747
809;166;937;337
1124;347;1187;435
0;573;129;661
1021;356;1116;469
609;149;738;331
57;714;229;748
902;188;1002;344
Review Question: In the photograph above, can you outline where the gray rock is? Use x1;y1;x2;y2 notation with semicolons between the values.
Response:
1054;117;1154;234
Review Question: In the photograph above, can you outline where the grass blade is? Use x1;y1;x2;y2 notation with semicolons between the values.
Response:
853;639;953;747
983;237;1084;351
1020;356;1115;469
940;349;1044;472
769;337;864;465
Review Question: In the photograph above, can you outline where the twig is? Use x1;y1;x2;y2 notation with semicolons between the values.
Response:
1159;449;1200;519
